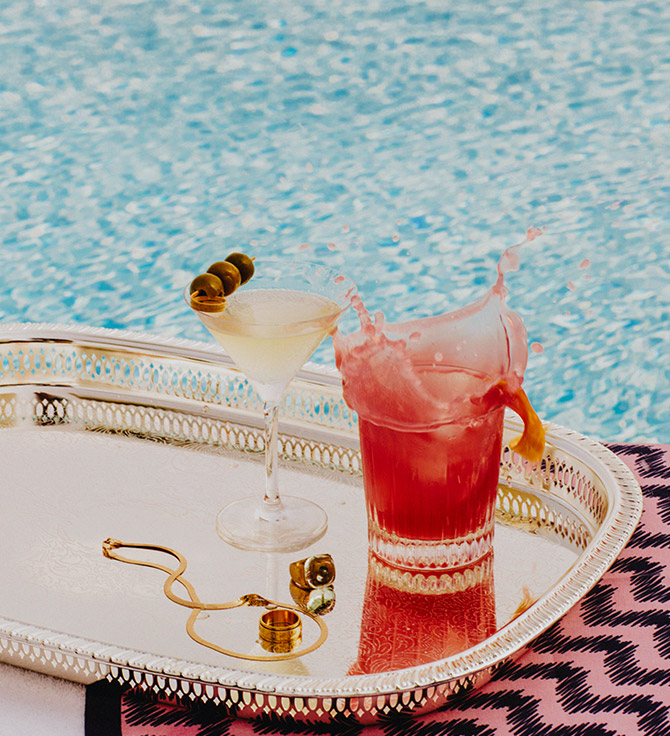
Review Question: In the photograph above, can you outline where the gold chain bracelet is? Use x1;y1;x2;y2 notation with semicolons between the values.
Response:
102;538;328;662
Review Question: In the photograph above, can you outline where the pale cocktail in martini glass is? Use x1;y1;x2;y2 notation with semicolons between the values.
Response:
186;256;355;553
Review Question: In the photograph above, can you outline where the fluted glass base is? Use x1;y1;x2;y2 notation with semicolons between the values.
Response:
368;519;494;571
216;496;327;553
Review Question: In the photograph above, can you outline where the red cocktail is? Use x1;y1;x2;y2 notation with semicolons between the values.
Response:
334;243;545;570
359;370;504;567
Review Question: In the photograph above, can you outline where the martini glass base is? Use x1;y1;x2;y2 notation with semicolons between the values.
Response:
216;496;328;553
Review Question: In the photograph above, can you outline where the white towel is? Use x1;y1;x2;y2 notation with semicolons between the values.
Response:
0;662;84;736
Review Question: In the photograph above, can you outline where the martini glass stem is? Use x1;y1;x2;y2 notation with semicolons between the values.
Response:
262;399;282;513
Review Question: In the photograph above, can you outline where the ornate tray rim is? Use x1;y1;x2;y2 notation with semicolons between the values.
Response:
0;322;643;703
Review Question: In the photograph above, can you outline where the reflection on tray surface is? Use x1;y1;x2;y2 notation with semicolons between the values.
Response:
349;553;497;675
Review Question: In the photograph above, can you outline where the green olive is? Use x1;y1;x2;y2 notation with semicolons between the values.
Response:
225;252;255;284
190;272;224;299
207;261;242;295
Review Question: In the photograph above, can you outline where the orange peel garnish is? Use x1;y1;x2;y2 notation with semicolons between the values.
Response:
483;381;545;462
505;386;545;462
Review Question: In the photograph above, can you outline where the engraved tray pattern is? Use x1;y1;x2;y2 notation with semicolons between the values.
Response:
0;323;642;724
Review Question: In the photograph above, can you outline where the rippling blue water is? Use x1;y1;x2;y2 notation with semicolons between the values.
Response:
0;0;668;442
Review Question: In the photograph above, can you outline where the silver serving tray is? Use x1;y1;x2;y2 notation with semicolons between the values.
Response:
0;323;642;724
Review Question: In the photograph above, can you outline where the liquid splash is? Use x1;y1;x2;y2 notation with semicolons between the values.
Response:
334;231;544;445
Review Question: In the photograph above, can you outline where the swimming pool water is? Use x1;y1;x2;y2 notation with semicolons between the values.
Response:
0;0;668;442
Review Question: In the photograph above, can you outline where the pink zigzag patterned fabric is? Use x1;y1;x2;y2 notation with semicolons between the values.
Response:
85;443;670;736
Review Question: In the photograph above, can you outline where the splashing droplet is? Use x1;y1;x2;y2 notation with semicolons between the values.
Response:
531;342;544;354
526;226;545;241
579;258;591;269
299;243;310;251
327;242;337;251
567;281;576;291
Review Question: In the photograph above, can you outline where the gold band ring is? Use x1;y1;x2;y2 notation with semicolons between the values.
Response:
259;609;302;653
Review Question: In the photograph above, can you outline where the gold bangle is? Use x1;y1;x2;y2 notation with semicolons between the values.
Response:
259;609;302;653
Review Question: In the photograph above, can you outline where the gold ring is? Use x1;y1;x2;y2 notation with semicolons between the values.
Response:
289;582;336;615
258;609;302;653
289;554;336;590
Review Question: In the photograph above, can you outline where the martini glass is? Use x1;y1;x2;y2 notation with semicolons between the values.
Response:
185;259;356;553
